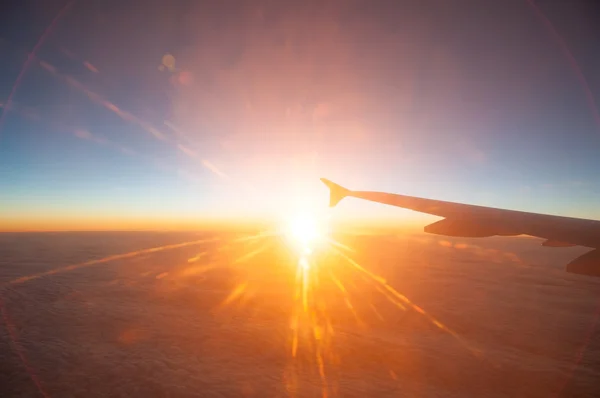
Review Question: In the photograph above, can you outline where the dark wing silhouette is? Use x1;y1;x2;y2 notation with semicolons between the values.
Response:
321;178;600;277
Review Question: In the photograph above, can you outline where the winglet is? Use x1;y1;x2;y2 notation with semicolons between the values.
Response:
320;178;351;207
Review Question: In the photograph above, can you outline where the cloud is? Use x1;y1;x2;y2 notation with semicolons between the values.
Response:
177;143;197;158
74;129;106;145
201;159;229;180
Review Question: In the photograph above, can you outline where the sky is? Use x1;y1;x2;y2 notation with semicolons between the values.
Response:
1;0;600;231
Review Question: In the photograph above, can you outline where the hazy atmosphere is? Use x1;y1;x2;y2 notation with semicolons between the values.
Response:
2;0;600;230
2;1;600;397
1;231;600;397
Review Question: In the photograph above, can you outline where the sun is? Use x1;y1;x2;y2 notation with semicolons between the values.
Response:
282;212;329;253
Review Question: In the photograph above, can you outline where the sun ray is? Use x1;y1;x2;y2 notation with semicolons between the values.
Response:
155;272;168;280
187;251;208;263
34;57;236;183
5;237;220;287
233;230;278;243
290;313;299;358
0;298;50;398
373;283;407;312
219;282;248;308
233;239;272;264
216;232;268;255
331;246;484;358
300;257;311;313
290;255;305;358
325;237;356;253
179;263;218;278
327;269;363;326
315;336;329;398
369;302;386;322
0;0;75;140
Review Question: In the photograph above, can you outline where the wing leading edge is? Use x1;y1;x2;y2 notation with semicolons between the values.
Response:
320;178;600;277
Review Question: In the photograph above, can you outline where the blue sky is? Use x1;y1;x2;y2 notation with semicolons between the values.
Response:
1;0;600;230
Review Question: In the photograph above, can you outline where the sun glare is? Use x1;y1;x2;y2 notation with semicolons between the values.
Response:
283;213;329;252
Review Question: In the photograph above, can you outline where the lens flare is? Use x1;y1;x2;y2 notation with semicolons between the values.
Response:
282;213;329;253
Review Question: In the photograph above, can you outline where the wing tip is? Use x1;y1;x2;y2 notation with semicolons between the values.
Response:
320;178;351;207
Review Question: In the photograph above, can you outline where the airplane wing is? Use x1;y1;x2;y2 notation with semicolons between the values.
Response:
321;178;600;277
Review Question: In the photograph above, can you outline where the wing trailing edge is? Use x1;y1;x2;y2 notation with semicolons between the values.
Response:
424;218;497;238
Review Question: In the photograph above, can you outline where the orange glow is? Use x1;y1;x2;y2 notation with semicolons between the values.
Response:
3;213;488;396
0;212;268;232
0;212;427;233
282;212;329;253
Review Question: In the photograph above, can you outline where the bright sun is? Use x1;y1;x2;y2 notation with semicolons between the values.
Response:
283;213;328;252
